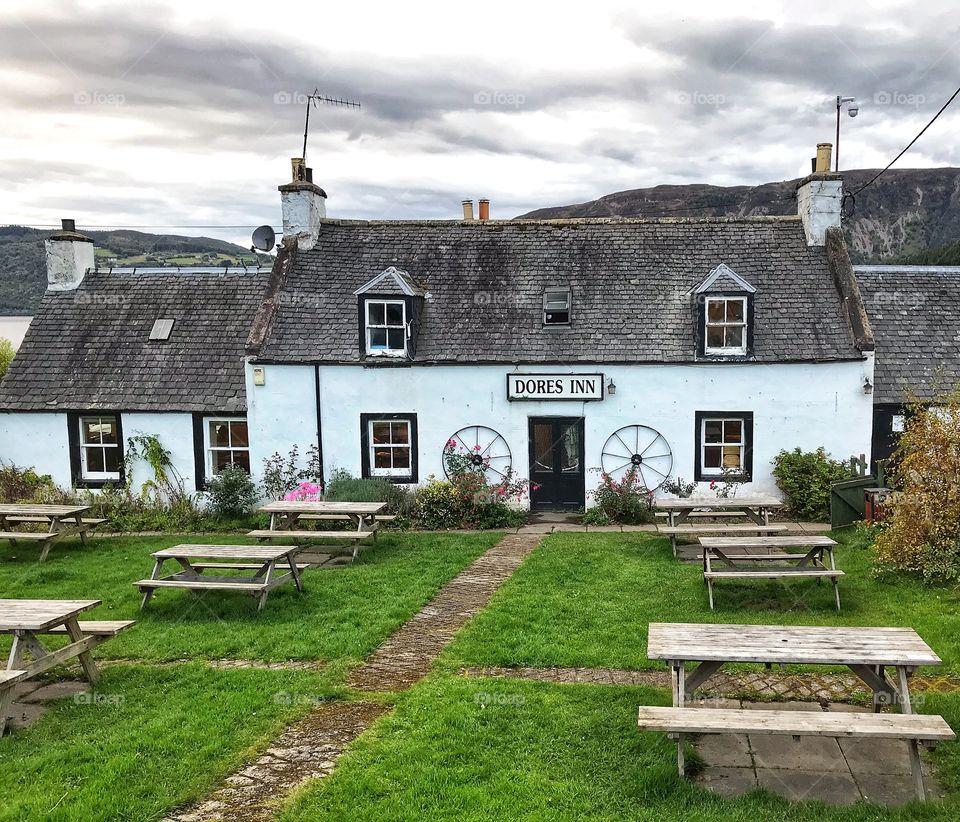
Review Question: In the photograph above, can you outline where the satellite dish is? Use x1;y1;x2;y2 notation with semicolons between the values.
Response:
251;224;276;252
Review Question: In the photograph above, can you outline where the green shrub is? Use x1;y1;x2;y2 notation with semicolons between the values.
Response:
589;467;655;524
0;338;14;381
412;479;464;530
0;462;59;502
772;447;853;521
261;445;323;500
582;506;612;526
324;469;412;515
205;465;259;518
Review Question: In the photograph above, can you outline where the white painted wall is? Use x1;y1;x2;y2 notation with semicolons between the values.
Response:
122;413;196;493
245;362;319;482
310;360;873;502
0;412;71;487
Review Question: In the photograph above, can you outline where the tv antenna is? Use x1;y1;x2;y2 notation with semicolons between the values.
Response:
302;90;361;165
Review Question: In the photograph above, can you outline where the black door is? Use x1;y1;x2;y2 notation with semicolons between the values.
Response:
529;417;585;511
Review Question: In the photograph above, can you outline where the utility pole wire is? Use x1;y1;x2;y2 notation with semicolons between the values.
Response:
851;85;960;197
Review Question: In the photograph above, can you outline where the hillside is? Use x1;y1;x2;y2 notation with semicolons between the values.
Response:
519;168;960;264
0;226;261;315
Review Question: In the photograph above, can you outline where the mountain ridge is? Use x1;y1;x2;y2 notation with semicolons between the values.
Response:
518;167;960;264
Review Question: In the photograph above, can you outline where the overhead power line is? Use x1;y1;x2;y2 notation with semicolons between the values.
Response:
843;84;960;217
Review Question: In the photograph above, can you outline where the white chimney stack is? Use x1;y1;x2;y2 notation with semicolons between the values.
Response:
279;157;327;251
796;144;843;246
46;218;94;291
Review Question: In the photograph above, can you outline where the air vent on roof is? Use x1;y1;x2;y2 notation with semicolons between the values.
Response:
149;319;175;341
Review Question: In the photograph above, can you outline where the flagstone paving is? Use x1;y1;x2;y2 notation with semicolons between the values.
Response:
694;701;943;806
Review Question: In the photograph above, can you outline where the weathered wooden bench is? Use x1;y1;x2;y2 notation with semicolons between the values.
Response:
299;513;396;523
637;705;955;800
247;529;377;560
658;523;787;555
46;620;135;637
0;669;31;735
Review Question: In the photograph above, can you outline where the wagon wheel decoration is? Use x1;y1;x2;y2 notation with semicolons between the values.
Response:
600;425;673;491
443;425;513;483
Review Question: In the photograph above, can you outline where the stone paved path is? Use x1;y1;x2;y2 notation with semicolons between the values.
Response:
164;532;542;821
166;701;391;822
348;533;541;691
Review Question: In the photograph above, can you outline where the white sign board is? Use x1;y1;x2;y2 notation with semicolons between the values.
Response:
507;373;604;401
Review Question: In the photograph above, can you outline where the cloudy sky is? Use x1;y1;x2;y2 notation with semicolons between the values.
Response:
1;0;958;245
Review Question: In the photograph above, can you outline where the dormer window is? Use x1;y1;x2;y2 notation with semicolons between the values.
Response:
692;264;756;359
543;288;571;325
704;297;747;355
365;299;406;356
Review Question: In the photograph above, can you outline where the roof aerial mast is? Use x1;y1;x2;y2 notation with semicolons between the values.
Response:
302;90;361;166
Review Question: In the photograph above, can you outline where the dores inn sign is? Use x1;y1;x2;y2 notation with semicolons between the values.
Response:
506;373;605;401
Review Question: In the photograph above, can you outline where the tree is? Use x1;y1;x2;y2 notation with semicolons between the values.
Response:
0;338;15;380
874;391;960;582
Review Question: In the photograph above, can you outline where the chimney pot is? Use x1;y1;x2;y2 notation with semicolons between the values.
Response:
461;200;475;221
61;218;76;232
814;143;833;174
478;199;490;221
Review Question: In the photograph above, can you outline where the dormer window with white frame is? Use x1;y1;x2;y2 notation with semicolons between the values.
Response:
704;296;748;355
365;299;407;356
543;288;571;325
692;264;756;359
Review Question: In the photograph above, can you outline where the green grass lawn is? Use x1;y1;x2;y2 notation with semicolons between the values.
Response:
281;675;960;821
443;530;960;673
0;531;500;662
0;663;339;822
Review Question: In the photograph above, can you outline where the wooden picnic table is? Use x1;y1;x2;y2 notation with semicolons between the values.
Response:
0;504;105;562
135;544;307;612
698;535;843;611
646;621;946;798
648;622;941;708
0;598;134;735
250;501;387;562
656;495;783;527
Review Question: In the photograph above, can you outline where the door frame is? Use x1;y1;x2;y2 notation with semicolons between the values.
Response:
527;415;586;512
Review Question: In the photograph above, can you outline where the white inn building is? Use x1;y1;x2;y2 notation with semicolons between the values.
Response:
0;156;880;511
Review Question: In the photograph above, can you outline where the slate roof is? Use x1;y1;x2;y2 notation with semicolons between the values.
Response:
855;266;960;404
255;217;865;364
0;270;267;412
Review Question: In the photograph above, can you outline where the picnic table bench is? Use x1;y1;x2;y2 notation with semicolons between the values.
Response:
641;622;951;799
658;523;787;556
0;599;134;735
0;505;104;562
250;501;387;562
135;544;306;612
656;495;783;527
698;535;843;610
